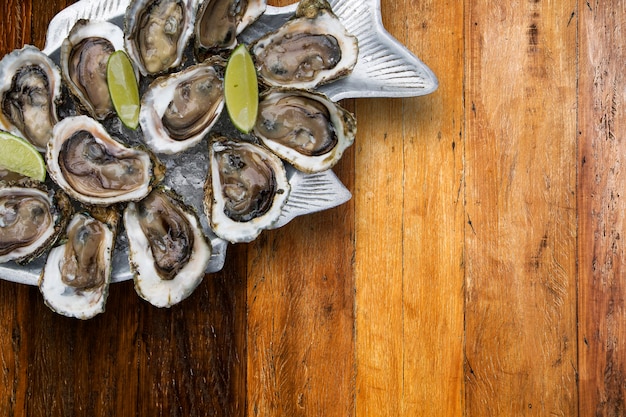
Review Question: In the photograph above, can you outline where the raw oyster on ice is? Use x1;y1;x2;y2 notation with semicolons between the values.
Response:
139;59;225;154
0;46;62;151
0;181;71;265
60;19;128;120
46;115;160;206
204;135;290;243
253;88;356;173
124;187;212;308
124;0;196;75
39;208;119;319
251;0;358;90
194;0;266;55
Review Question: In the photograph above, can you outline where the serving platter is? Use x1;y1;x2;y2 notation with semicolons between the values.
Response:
0;0;438;287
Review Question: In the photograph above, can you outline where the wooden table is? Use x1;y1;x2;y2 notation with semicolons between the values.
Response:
0;0;623;416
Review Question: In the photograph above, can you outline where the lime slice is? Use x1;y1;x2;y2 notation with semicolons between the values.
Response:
225;44;259;133
0;131;46;181
107;50;140;130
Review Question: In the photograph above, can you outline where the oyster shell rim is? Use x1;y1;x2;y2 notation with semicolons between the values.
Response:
38;211;116;320
45;115;156;206
124;186;212;308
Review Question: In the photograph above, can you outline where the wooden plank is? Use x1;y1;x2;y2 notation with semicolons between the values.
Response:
245;4;355;417
0;284;31;416
355;1;465;416
400;0;465;416
464;0;578;415
138;245;248;417
245;95;356;414
246;201;356;416
354;1;406;415
24;282;139;416
0;0;32;56
354;95;403;416
578;2;626;415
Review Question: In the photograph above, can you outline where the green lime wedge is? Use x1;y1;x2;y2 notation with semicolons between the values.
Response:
0;131;46;181
107;50;140;130
225;44;259;133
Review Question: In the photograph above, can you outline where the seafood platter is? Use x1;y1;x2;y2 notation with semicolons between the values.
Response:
0;0;438;318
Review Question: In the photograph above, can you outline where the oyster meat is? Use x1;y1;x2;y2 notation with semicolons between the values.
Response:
251;0;358;90
39;209;118;320
139;59;225;154
0;45;62;150
194;0;266;55
0;181;71;265
124;0;196;76
205;135;290;243
46;115;159;206
124;187;212;308
253;88;356;173
60;19;127;120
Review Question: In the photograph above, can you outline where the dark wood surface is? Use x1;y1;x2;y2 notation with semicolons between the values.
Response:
2;1;626;416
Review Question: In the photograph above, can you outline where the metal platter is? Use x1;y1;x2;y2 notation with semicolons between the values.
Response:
0;0;438;286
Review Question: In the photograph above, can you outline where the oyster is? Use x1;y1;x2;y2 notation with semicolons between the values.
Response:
46;115;159;206
60;19;127;120
194;0;266;55
0;45;62;151
204;135;290;243
251;0;358;90
253;88;356;173
124;187;211;308
124;0;196;76
0;181;71;265
139;59;225;154
39;208;119;319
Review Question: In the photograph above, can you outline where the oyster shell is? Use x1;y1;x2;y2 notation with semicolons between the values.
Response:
124;187;211;308
0;45;62;151
60;19;127;120
46;115;159;206
0;181;71;265
204;135;290;243
124;0;196;76
251;0;358;90
39;208;119;319
139;59;225;154
253;88;356;173
194;0;266;55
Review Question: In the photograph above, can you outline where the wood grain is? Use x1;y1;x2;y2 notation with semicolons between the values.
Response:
355;0;464;416
247;6;355;414
401;1;465;415
578;2;626;415
464;0;578;415
4;0;626;416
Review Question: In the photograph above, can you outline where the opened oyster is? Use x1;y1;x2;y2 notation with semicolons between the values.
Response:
0;45;62;151
0;181;71;265
204;135;290;243
39;208;119;319
194;0;266;55
139;59;225;154
251;0;358;90
253;88;356;173
60;19;127;120
124;187;211;308
124;0;196;76
46;115;159;206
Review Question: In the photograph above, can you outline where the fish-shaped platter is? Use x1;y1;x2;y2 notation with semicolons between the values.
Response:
0;0;437;288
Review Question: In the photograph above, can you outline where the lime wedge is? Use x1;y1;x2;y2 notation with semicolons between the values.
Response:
107;50;140;130
225;44;259;133
0;131;46;181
